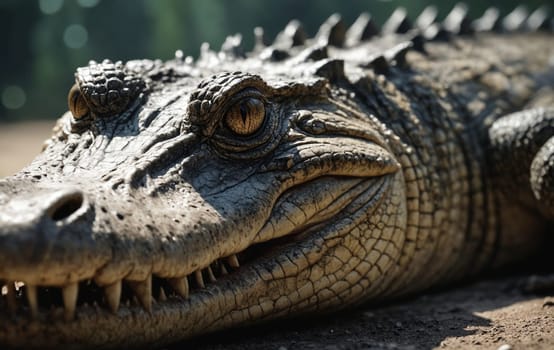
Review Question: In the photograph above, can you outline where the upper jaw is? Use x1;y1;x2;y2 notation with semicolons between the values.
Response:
0;177;220;285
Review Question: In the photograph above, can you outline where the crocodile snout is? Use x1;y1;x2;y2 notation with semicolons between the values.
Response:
0;181;103;286
45;188;87;222
0;186;88;226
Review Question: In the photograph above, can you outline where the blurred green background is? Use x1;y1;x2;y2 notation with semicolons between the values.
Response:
0;0;549;122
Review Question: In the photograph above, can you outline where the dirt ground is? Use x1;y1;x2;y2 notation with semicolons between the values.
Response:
183;274;553;350
0;122;553;350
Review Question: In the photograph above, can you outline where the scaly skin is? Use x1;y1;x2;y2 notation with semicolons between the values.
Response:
0;8;553;349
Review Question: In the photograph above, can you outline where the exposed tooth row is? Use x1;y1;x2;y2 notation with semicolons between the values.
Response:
0;254;240;319
194;270;205;289
127;275;152;313
168;277;189;298
228;254;240;268
206;266;216;282
104;280;121;313
63;283;79;321
158;287;167;302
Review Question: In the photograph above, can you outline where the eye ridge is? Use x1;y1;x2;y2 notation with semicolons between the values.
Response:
224;97;266;136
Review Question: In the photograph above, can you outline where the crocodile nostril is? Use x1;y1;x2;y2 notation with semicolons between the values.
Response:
48;192;85;221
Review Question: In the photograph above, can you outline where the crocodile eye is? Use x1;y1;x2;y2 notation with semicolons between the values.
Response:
67;84;89;119
224;97;265;136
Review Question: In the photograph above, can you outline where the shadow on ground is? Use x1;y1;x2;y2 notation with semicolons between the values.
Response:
179;274;553;350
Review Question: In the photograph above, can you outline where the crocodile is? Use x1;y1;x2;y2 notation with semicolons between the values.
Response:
0;4;553;349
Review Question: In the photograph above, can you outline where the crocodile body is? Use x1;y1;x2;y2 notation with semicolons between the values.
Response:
0;6;553;349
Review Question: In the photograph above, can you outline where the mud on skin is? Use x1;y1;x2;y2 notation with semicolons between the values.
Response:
0;4;553;349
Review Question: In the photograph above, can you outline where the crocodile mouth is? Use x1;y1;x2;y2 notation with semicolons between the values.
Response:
0;254;242;323
0;254;240;321
0;175;389;327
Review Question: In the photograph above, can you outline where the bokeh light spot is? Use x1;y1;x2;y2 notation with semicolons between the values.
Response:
39;0;64;15
63;24;88;49
2;86;26;110
77;0;100;8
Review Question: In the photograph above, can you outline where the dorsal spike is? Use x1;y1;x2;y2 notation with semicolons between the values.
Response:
286;20;307;46
526;6;550;31
312;59;345;81
422;23;443;40
253;27;268;51
199;42;218;63
315;13;346;47
174;49;184;61
502;6;529;32
382;7;412;34
415;6;438;31
274;20;307;48
472;7;500;32
345;12;379;46
200;42;210;55
220;34;244;58
442;3;473;35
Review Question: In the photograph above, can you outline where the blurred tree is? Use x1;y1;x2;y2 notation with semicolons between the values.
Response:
0;0;549;122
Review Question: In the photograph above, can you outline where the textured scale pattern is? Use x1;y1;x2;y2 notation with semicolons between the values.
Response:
0;4;552;349
76;59;147;115
188;72;267;128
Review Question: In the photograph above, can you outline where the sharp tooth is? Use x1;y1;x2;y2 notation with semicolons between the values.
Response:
194;270;205;288
227;254;240;268
6;281;17;314
158;287;167;302
220;263;229;275
104;280;122;313
127;275;152;313
62;283;79;321
26;285;39;319
168;277;189;298
206;266;216;282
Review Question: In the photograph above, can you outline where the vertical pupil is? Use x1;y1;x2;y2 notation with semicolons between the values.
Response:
239;102;249;123
72;92;80;108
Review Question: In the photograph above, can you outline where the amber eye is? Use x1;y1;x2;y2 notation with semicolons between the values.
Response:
224;97;265;136
67;84;89;119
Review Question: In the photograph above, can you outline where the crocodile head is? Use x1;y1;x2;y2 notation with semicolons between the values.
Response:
0;34;408;347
